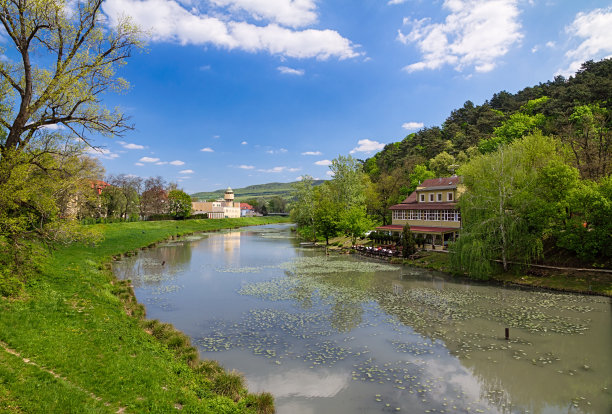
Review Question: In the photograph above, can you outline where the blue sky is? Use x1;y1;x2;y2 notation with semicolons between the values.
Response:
88;0;612;193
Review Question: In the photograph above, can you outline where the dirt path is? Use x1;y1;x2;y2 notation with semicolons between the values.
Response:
0;340;126;413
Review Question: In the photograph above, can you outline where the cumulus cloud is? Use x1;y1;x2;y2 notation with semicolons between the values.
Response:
556;8;612;78
402;121;424;130
350;139;385;154
201;147;214;152
139;156;160;163
169;160;185;165
398;0;522;73
388;0;409;4
278;66;305;75
241;141;248;145
326;170;334;177
209;0;317;28
102;0;360;60
302;151;322;155
314;159;332;166
117;141;144;149
135;162;145;166
238;164;255;169
155;161;168;165
180;169;194;174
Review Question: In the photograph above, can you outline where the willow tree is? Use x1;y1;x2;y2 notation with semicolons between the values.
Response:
451;133;566;278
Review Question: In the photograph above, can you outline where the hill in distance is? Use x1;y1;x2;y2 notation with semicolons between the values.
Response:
191;180;325;202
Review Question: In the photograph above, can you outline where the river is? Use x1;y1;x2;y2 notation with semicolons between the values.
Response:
112;224;611;413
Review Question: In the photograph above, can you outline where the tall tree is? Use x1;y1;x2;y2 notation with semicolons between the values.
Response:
167;189;192;219
451;133;565;277
0;0;142;162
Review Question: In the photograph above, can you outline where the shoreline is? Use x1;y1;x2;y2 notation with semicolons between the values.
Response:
0;217;288;413
320;240;612;298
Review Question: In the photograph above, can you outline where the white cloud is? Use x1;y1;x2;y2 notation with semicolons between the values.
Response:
241;141;248;145
402;121;424;130
155;161;168;165
266;148;288;154
278;66;305;75
349;139;385;154
170;160;185;165
238;165;255;169
326;170;334;177
388;0;408;4
545;41;556;48
314;159;332;166
398;0;522;73
139;156;160;163
41;123;65;131
302;151;322;155
135;162;145;166
209;0;317;28
258;166;299;173
180;169;194;174
86;147;120;159
556;8;612;78
200;64;211;70
121;142;145;149
201;147;214;152
102;0;360;60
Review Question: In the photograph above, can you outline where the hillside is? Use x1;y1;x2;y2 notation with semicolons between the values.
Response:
191;180;326;202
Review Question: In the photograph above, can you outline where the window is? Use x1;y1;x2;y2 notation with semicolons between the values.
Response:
448;192;453;201
420;194;425;202
429;193;434;202
437;193;442;201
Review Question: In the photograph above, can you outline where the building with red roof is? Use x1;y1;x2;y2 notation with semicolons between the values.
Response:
377;176;463;250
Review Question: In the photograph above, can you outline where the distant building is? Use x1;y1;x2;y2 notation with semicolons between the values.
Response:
192;187;241;219
377;176;463;250
240;202;255;217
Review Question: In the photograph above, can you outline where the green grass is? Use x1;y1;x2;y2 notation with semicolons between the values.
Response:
394;250;612;296
0;217;289;413
191;180;324;202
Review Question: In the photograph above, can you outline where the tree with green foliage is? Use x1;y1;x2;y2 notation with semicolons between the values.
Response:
313;184;341;245
167;190;192;219
329;155;368;207
407;164;436;194
429;151;457;176
401;223;416;258
451;133;568;278
341;205;372;245
0;0;142;295
556;176;612;264
290;176;317;240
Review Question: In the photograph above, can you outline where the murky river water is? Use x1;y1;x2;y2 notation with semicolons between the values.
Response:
113;224;611;413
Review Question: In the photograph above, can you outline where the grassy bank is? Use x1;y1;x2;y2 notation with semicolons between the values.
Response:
0;217;289;413
392;250;612;297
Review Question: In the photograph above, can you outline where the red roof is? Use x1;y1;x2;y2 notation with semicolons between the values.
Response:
419;176;461;188
377;225;458;233
240;203;254;210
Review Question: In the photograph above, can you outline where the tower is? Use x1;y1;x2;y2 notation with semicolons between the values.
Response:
224;187;234;207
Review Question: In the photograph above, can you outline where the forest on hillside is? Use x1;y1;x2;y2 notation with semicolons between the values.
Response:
292;59;611;274
364;60;610;206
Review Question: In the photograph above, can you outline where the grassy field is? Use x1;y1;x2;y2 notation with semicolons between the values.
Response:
191;180;325;202
0;217;289;413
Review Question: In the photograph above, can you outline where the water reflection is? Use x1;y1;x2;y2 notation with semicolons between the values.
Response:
112;224;612;414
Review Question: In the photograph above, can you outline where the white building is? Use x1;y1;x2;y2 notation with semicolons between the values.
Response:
192;187;241;219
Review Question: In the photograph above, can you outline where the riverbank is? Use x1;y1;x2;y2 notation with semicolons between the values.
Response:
0;217;288;413
322;236;612;297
